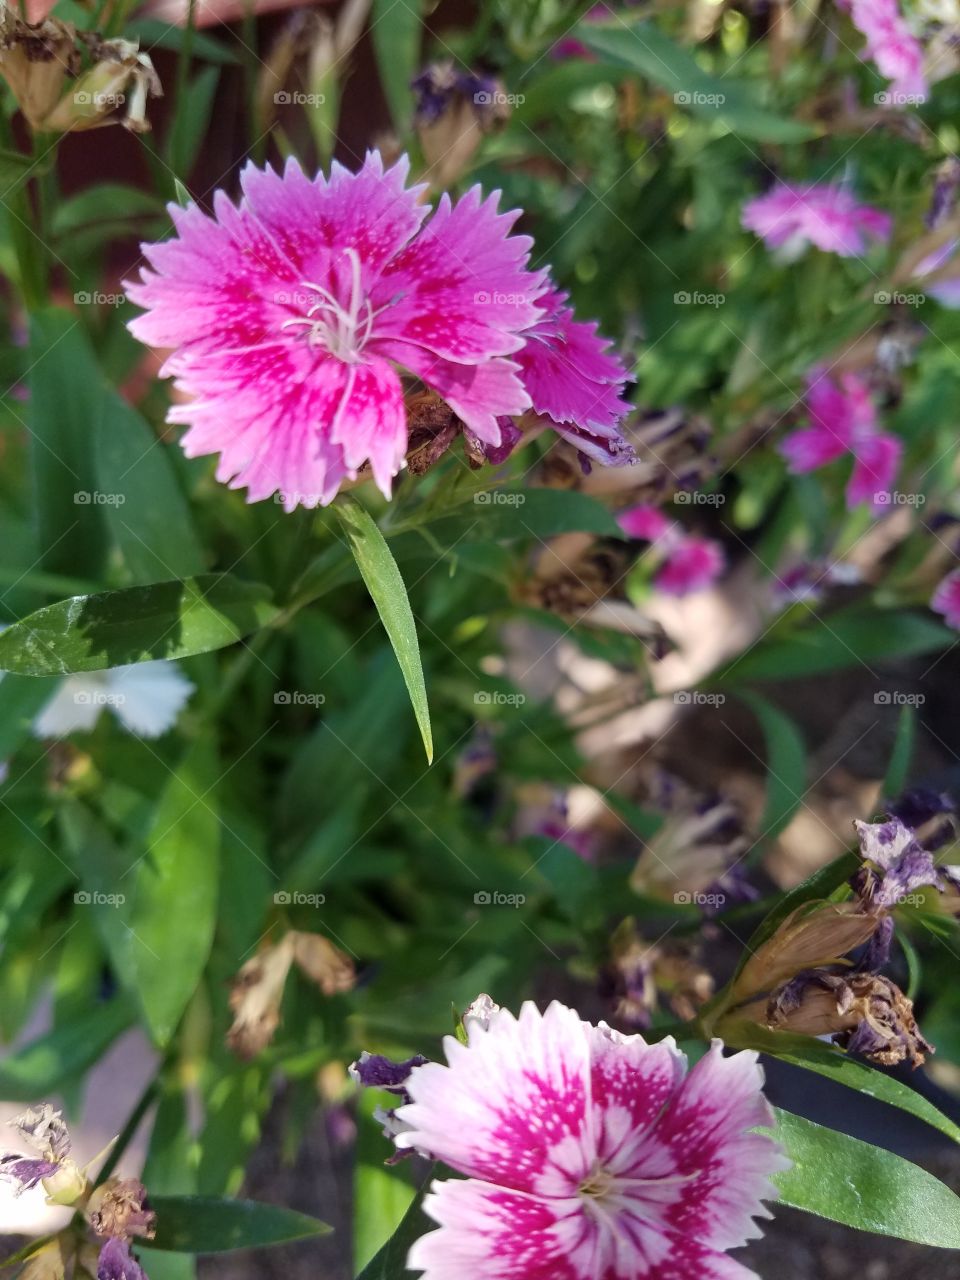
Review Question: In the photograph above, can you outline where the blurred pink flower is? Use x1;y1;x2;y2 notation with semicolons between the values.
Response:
932;570;960;629
127;152;547;509
619;504;725;596
515;288;634;465
779;371;901;509
655;536;726;597
742;182;891;258
847;0;927;105
393;1000;787;1280
618;503;672;541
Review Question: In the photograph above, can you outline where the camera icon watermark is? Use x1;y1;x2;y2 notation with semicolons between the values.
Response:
473;890;525;908
74;890;126;907
74;490;126;506
673;290;725;308
673;889;726;908
874;691;925;707
474;89;524;107
673;491;724;506
673;90;725;107
673;691;726;706
474;690;526;707
873;490;926;507
274;90;326;107
75;90;125;107
273;890;326;906
873;290;925;307
74;690;124;707
74;291;126;307
274;690;326;707
474;490;525;506
874;91;925;107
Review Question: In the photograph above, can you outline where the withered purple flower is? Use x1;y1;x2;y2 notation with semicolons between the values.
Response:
852;816;943;912
0;1104;82;1200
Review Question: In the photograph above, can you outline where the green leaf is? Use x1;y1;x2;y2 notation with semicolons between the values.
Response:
579;20;815;142
763;1044;960;1147
437;487;625;542
356;1177;434;1280
715;611;953;682
28;308;108;578
127;738;221;1045
0;997;134;1098
52;184;164;237
0;146;35;194
773;1108;960;1247
168;67;221;180
95;391;205;583
144;1196;331;1254
882;704;916;797
125;19;243;64
354;1093;417;1271
371;0;422;130
334;497;433;763
0;672;60;755
0;574;278;674
737;690;807;848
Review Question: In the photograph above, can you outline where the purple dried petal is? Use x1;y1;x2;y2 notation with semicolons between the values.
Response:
97;1238;148;1280
0;1154;60;1193
349;1052;428;1096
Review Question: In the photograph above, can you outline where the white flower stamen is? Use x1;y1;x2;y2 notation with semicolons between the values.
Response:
282;248;380;363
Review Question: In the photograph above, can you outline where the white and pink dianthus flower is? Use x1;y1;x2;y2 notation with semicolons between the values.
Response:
392;1000;787;1279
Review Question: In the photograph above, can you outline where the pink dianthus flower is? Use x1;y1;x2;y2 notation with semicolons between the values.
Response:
779;370;901;509
741;182;891;259
393;1000;787;1279
846;0;927;105
128;153;634;506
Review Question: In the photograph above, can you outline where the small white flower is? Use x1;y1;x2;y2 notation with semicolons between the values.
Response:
33;661;194;739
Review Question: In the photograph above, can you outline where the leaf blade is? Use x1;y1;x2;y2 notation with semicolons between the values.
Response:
144;1196;331;1254
334;497;433;763
773;1108;960;1247
0;574;277;675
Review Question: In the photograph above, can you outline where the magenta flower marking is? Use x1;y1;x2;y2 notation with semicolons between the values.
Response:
514;288;634;465
741;182;892;259
779;370;901;510
847;0;927;105
932;569;960;630
127;152;547;509
394;1001;786;1279
618;504;725;597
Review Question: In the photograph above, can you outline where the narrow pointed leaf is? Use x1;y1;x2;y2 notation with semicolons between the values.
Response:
144;1196;331;1253
334;496;433;762
773;1108;960;1247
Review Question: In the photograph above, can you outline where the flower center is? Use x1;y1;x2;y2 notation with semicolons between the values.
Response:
578;1162;698;1206
579;1166;618;1200
281;248;374;364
